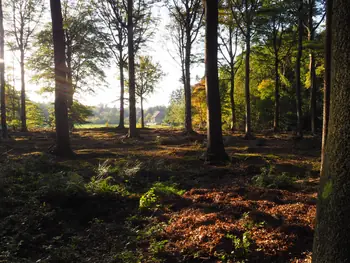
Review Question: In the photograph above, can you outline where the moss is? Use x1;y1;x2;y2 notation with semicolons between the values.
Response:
321;180;333;200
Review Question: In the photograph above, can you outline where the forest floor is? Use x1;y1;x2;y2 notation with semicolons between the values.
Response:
0;128;321;263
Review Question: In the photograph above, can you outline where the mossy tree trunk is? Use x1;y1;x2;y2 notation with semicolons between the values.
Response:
313;1;350;261
204;0;228;163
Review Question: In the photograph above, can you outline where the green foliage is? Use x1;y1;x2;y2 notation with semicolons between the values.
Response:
139;182;185;209
70;101;94;126
135;56;165;102
85;160;128;195
214;231;252;263
164;88;185;126
252;165;296;189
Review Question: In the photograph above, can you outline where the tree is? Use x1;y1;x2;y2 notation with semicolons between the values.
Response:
231;0;262;139
257;0;292;132
0;0;7;139
218;13;242;132
50;0;73;157
135;56;164;128
29;3;108;130
294;0;304;138
166;0;204;134
7;0;45;132
320;0;332;171
93;0;128;129
93;0;155;130
204;0;228;163
313;1;350;261
306;0;325;134
164;88;185;126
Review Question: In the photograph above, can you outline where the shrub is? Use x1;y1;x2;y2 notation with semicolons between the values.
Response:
139;182;185;209
252;165;296;189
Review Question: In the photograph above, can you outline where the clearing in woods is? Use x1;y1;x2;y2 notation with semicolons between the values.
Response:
0;128;320;263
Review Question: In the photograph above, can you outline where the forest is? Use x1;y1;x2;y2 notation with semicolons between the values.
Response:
0;0;348;262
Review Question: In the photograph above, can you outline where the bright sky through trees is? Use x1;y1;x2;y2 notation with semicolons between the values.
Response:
6;5;205;109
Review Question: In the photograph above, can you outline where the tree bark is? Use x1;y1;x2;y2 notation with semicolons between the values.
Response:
205;0;228;163
320;0;332;173
66;34;74;130
127;0;137;137
309;0;317;134
272;20;280;133
184;34;193;133
244;26;252;139
0;0;7;139
50;0;73;157
229;27;236;132
118;49;125;129
313;1;350;261
295;0;304;138
20;49;27;132
140;96;144;129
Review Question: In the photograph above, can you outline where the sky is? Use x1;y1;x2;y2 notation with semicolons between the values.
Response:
6;5;205;110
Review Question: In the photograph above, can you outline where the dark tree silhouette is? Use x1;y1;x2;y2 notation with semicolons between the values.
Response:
50;0;73;156
204;0;228;163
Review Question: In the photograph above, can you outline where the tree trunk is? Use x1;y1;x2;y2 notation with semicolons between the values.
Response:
205;0;228;163
295;0;304;138
50;0;73;157
118;52;125;129
184;35;193;133
229;27;236;132
313;1;350;261
0;0;7;139
272;21;280;133
244;27;252;139
140;96;144;129
274;53;280;132
20;49;27;132
309;0;317;134
127;0;137;138
66;35;74;131
320;0;332;173
230;65;236;132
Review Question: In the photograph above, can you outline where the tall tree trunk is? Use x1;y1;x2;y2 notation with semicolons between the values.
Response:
313;1;350;261
140;96;144;129
295;0;304;138
230;64;236;132
66;36;74;130
50;0;73;157
0;0;7;139
244;27;252;139
184;35;193;133
118;51;125;129
229;27;236;132
309;0;317;134
127;0;137;137
20;49;27;132
320;0;332;173
273;22;280;133
274;53;280;132
205;0;228;163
